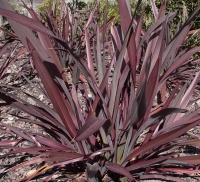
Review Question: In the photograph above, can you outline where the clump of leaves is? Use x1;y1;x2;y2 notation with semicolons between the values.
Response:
0;0;200;181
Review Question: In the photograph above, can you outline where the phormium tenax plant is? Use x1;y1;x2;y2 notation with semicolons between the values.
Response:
0;0;200;181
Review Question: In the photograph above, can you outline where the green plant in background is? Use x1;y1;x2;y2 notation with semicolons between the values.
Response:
91;0;120;24
89;0;200;30
37;0;52;13
156;0;200;28
38;0;61;17
38;0;87;14
1;0;200;181
7;0;31;16
67;0;87;11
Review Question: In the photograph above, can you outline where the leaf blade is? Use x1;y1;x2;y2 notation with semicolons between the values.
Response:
75;116;107;141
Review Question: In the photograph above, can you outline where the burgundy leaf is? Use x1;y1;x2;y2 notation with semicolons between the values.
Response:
75;116;107;141
52;147;111;167
109;21;133;116
179;71;200;109
23;4;68;84
106;163;134;181
0;122;34;142
127;108;187;151
0;139;21;147
125;117;200;161
118;0;137;83
44;151;83;162
178;139;200;148
4;147;51;156
35;136;71;150
139;12;176;47
90;57;115;116
96;26;104;83
160;47;200;82
27;41;77;138
113;65;130;123
135;9;144;49
86;3;98;28
126;155;172;172
85;28;95;78
6;156;47;172
161;25;191;71
173;155;200;165
0;8;55;37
